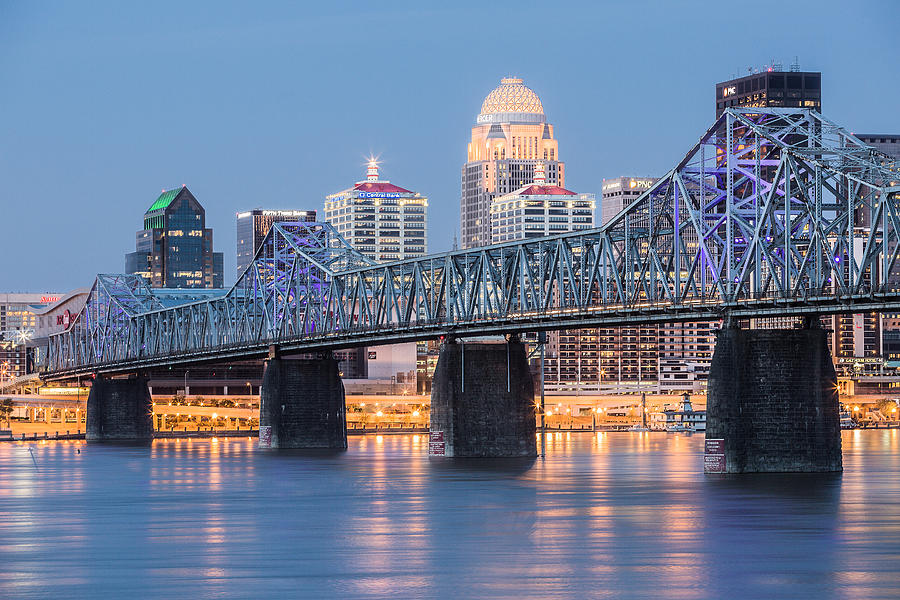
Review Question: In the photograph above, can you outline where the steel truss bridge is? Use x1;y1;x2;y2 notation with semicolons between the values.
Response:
47;108;900;378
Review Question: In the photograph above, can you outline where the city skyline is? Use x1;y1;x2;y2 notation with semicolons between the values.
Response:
2;1;899;291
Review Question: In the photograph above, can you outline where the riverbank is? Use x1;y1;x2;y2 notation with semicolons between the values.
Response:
0;424;434;442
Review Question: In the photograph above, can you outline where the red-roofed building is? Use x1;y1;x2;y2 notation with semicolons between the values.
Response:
325;161;428;262
490;162;594;243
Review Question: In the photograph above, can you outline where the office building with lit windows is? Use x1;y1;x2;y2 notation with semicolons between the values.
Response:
1;293;60;378
324;161;427;382
600;177;657;225
324;161;427;262
487;163;599;393
715;67;821;118
461;77;564;249
236;209;317;275
125;186;224;289
490;163;594;243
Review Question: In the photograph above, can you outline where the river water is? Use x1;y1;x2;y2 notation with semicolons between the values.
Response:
1;430;899;599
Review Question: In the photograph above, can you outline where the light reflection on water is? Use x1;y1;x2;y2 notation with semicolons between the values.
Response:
0;432;898;598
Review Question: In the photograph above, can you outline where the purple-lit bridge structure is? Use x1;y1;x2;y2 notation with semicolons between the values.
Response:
45;108;900;469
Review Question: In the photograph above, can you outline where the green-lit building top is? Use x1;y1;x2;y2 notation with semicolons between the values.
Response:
147;188;182;213
126;185;224;289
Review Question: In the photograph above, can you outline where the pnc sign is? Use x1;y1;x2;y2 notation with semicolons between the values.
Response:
722;86;737;98
629;179;654;190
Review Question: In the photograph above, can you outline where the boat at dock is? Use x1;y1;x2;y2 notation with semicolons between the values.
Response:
839;410;856;429
661;394;706;433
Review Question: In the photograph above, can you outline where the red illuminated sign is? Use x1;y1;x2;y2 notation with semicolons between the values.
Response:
56;310;72;329
40;296;61;304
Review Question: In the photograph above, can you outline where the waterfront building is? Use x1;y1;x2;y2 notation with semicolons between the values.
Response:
461;77;564;249
0;293;60;379
30;289;91;369
324;161;427;382
236;209;317;275
489;162;594;243
853;135;899;362
715;64;821;117
125;186;224;288
830;312;883;376
325;161;428;262
658;321;717;393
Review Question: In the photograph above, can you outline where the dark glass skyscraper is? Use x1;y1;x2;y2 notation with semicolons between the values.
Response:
715;69;821;117
125;186;224;288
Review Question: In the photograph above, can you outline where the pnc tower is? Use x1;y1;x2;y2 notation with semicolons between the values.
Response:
461;77;564;249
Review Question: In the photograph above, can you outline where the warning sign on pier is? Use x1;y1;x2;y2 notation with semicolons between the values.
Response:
429;431;445;456
704;438;726;473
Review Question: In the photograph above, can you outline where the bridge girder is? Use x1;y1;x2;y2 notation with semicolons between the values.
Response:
48;109;900;377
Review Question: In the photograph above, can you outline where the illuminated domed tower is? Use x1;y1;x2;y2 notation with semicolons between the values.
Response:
460;77;564;248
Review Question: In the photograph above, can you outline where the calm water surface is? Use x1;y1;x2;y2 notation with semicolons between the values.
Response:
1;431;899;599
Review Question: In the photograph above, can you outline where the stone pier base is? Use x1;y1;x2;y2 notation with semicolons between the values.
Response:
259;355;347;449
706;325;842;473
429;339;536;457
86;376;153;442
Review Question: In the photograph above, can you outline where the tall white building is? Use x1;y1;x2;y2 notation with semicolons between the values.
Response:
324;161;427;384
325;161;427;262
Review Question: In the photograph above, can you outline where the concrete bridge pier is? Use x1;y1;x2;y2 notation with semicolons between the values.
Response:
86;375;154;442
429;337;536;458
259;353;347;450
706;319;842;473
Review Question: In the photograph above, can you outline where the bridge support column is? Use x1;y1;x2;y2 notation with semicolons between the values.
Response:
706;322;842;473
429;338;536;458
259;355;347;450
86;376;153;442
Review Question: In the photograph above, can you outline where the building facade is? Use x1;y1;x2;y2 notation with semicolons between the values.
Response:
485;162;599;393
658;321;717;393
600;177;657;225
324;161;427;382
325;161;427;262
855;134;900;160
236;209;317;275
0;293;60;379
715;67;821;118
125;186;224;288
490;163;594;243
461;77;564;249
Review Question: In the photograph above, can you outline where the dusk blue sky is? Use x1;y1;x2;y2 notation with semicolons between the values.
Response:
2;0;898;292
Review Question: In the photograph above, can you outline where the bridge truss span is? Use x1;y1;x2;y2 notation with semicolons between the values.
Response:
48;108;900;376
